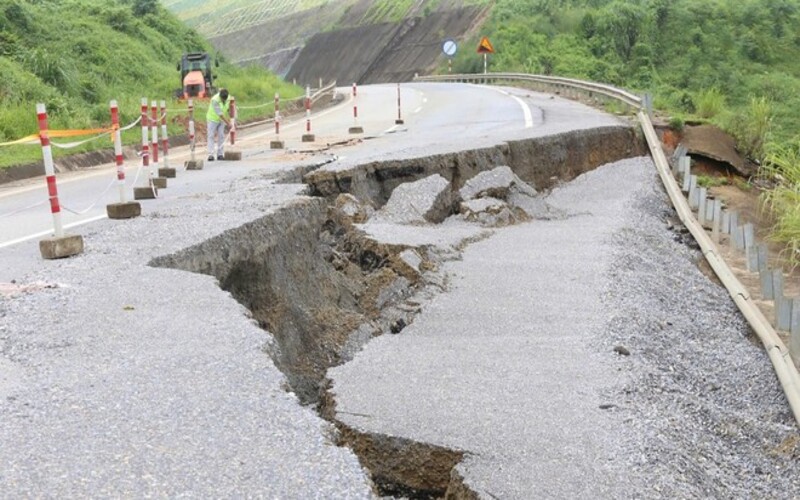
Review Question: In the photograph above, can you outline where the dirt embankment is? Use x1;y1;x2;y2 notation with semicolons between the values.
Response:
286;5;487;86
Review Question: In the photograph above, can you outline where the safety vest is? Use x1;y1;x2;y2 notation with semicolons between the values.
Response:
206;93;230;123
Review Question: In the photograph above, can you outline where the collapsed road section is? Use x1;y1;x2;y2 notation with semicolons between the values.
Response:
146;126;639;496
153;125;799;497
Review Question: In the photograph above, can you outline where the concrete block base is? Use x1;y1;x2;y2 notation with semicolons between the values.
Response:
152;177;167;189
158;167;177;178
133;186;157;200
106;202;141;220
224;150;242;161
302;134;316;142
349;126;364;134
270;140;285;149
185;159;203;170
395;119;405;125
40;234;84;260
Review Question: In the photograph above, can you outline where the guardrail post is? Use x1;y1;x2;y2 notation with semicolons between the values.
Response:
745;225;758;271
688;175;699;209
642;93;654;117
134;97;156;199
711;199;722;243
698;187;708;226
791;299;800;367
761;267;775;299
721;210;730;235
681;161;691;192
36;102;85;259
106;100;141;220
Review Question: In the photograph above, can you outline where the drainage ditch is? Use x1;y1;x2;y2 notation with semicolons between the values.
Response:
150;126;644;498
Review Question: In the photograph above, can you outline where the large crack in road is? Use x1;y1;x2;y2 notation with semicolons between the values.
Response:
149;126;640;497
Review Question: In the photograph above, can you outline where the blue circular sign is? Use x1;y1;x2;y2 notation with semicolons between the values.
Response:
442;38;458;57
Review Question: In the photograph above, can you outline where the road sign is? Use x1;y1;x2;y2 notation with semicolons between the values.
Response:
442;38;458;57
477;36;494;54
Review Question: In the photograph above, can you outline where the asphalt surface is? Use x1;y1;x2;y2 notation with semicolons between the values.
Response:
1;83;579;496
2;83;798;497
331;156;800;497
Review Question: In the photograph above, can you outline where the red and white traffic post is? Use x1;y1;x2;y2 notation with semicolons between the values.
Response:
395;83;404;125
37;103;63;238
159;100;175;177
301;85;315;142
150;101;159;173
348;82;363;134
150;101;166;188
270;92;284;149
133;97;156;199
36;103;84;258
275;92;280;136
184;99;202;170
110;100;126;204
106;100;141;219
229;96;236;146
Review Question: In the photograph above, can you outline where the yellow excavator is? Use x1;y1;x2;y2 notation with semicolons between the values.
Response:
176;52;218;100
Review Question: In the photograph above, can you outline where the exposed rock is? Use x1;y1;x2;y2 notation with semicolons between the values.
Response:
460;165;537;201
334;193;369;225
376;174;458;225
391;249;424;282
457;197;527;227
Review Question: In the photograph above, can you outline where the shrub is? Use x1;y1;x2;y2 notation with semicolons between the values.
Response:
727;97;773;162
669;115;685;131
695;88;725;119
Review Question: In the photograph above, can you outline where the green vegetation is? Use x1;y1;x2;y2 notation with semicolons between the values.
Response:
697;174;729;189
0;0;298;169
760;142;800;266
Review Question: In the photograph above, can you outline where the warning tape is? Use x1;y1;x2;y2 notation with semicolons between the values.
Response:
61;177;117;215
0;116;141;148
0;199;48;219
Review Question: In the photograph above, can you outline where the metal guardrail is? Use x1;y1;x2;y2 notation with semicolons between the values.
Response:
414;72;643;109
415;71;800;427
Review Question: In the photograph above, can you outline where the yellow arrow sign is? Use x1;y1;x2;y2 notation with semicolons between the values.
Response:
477;36;494;54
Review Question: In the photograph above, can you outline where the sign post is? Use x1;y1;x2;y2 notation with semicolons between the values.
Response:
477;36;495;75
442;38;457;74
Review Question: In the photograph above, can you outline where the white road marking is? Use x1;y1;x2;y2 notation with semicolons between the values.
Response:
383;124;402;134
413;107;422;114
0;214;107;249
478;86;534;128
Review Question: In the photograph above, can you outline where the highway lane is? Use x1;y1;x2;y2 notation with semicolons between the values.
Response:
0;82;536;249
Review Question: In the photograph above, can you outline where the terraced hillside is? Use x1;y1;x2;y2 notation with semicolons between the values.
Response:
168;0;490;83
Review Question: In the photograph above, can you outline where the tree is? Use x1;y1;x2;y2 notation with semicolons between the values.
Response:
130;0;157;17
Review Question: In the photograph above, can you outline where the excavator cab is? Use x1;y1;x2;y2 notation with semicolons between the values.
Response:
176;52;217;100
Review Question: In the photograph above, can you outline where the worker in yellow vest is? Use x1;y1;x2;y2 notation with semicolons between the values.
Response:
206;88;231;161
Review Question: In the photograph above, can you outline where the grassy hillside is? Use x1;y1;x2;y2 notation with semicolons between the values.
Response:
0;0;299;168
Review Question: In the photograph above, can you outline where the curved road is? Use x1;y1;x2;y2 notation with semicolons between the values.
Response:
1;83;796;497
0;83;615;252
